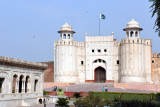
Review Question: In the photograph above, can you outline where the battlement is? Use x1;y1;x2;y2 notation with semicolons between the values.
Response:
85;35;113;42
54;40;85;47
120;38;151;45
152;53;160;58
114;40;121;46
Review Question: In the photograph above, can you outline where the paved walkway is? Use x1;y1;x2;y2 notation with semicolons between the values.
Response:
44;83;157;93
23;83;157;107
21;103;55;107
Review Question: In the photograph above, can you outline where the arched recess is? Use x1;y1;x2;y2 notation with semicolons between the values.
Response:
19;75;24;93
12;74;18;93
39;99;43;104
33;75;41;92
63;34;66;39
94;67;106;83
25;76;30;93
93;59;106;63
130;31;134;37
68;34;70;39
135;31;138;37
0;72;9;93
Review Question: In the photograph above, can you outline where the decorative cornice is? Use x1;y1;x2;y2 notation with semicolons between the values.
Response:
0;56;48;70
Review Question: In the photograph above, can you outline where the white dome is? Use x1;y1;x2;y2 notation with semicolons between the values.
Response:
61;22;73;31
58;22;75;33
126;19;139;28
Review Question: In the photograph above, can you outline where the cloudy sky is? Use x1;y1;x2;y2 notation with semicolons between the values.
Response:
0;0;159;62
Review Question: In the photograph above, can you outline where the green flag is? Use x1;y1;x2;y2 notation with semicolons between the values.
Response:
100;14;105;19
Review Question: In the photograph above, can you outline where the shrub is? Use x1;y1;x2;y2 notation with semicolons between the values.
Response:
73;92;81;99
57;92;64;96
56;98;69;107
58;88;62;92
43;91;49;95
12;89;15;93
119;100;160;107
43;91;47;95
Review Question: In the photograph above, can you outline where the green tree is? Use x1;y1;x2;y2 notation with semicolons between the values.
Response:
149;0;160;36
56;98;69;107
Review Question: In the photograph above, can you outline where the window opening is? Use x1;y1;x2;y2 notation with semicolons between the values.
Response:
34;80;38;92
117;60;120;64
0;78;4;93
104;49;107;52
98;49;101;52
81;61;84;65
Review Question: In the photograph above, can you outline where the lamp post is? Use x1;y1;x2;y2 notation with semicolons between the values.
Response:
43;98;46;107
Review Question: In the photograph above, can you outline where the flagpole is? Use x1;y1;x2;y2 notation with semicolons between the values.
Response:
99;14;100;36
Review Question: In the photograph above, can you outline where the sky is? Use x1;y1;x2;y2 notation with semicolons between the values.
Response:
0;0;159;62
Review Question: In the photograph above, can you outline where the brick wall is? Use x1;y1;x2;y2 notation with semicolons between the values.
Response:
42;62;54;82
151;53;160;83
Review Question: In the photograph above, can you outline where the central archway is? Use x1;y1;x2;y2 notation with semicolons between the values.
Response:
95;67;106;83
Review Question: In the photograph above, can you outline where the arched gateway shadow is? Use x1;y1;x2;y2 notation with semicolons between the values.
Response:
95;67;106;83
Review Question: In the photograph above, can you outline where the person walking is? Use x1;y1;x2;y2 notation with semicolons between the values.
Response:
104;86;108;92
102;86;105;92
65;86;68;92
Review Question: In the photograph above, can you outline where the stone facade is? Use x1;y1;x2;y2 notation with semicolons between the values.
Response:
0;56;47;107
54;19;154;83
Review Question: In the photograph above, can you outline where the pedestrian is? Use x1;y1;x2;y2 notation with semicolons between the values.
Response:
52;87;54;92
102;86;104;92
65;86;68;92
104;86;108;92
54;86;57;91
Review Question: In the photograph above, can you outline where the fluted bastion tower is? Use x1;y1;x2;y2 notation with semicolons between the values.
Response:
120;19;152;83
54;23;78;83
54;23;85;83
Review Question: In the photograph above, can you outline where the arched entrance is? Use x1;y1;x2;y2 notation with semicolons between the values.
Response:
95;67;106;83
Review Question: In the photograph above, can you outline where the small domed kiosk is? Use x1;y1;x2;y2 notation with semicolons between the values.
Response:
123;19;142;38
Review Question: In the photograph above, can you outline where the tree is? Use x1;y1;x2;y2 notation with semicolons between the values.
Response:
149;0;160;36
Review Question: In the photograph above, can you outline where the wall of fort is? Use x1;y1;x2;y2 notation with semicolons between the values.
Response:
54;40;85;83
43;62;54;82
120;38;152;83
151;53;160;83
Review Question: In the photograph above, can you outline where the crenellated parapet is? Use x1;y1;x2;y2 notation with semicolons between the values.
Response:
114;40;120;46
54;40;85;47
120;38;151;45
152;53;160;58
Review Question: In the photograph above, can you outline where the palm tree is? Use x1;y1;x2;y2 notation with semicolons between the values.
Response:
149;0;160;36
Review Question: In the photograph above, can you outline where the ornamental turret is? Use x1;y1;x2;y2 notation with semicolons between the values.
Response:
123;19;142;38
58;22;75;41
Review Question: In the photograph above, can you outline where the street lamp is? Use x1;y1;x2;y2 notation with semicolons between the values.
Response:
43;98;46;107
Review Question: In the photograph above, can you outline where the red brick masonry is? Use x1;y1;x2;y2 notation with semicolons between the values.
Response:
85;80;114;83
105;80;114;83
114;83;160;92
85;80;95;83
44;83;69;89
49;92;89;97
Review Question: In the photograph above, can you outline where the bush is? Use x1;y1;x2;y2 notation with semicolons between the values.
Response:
56;98;69;107
43;91;49;95
120;100;160;107
12;89;15;93
73;92;81;99
57;92;64;96
58;88;62;92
